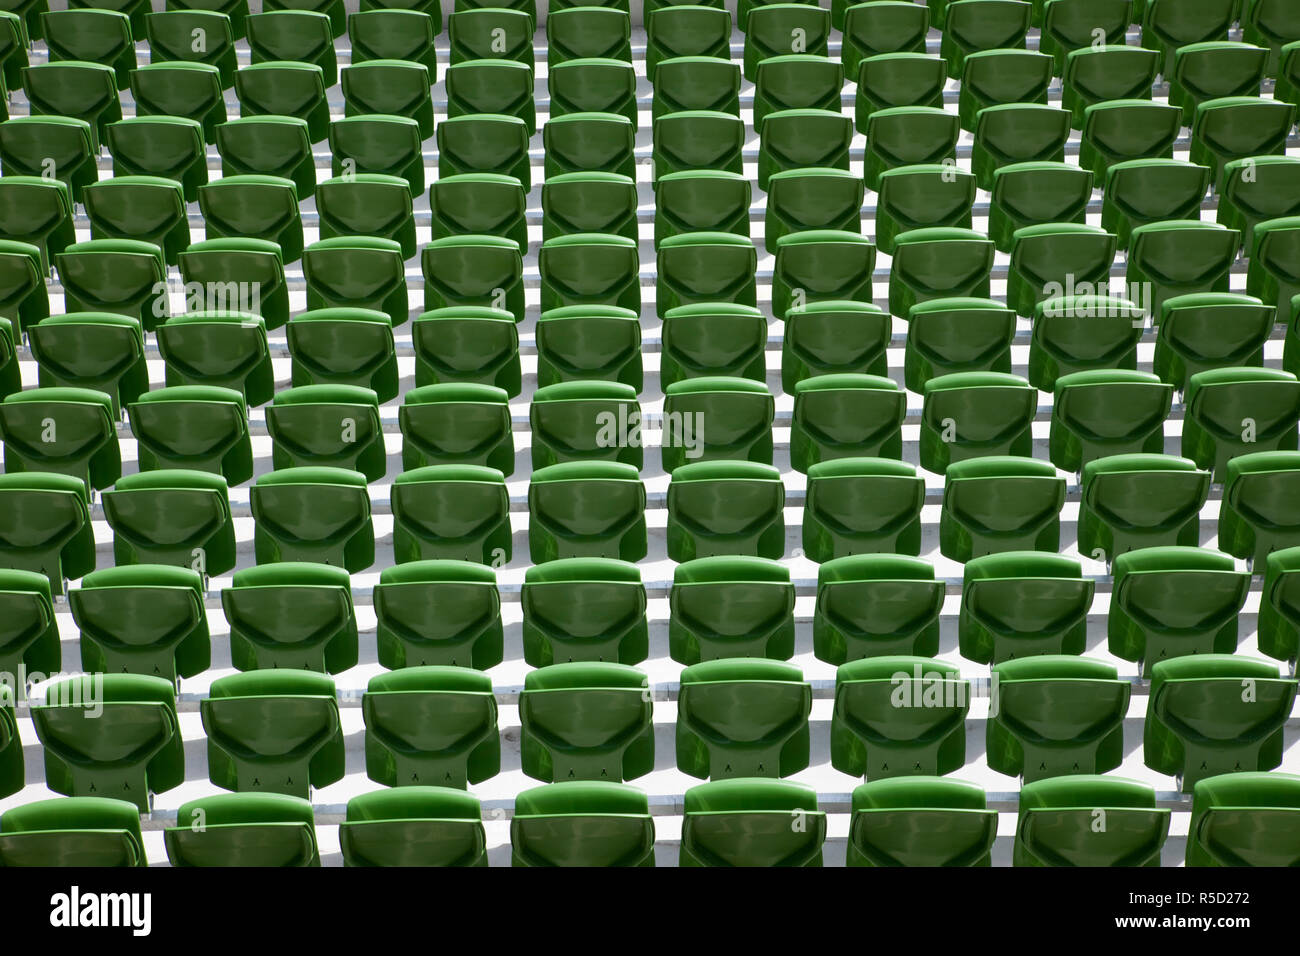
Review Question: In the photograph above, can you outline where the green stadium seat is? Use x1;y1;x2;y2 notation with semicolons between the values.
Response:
548;7;632;64
535;307;642;391
0;797;146;867
666;460;785;561
349;8;438;74
661;376;773;472
130;62;226;143
1062;46;1159;129
754;54;843;129
1280;40;1300;106
0;387;118;490
920;372;1036;473
1185;771;1300;866
842;1;928;79
373;560;503;669
941;456;1067;561
434;115;529;199
412;307;521;396
341;787;487;868
545;111;635;180
758;108;853;191
1031;294;1146;394
83;176;188;267
317;174;416;258
905;297;1014;391
550;58;636;126
22;61;120;150
198;175;302;263
1007;224;1117;319
0;177;73;273
390;465;511;565
658;232;758;313
772;231;876;321
652;110;744;180
539;234;640;314
329;114;425;194
511;782;652;867
680;778;825;866
0;473;92;592
286;308;397;402
522;558;647;666
971;104;1071;192
446;59;534;133
449;7;532;66
166;792;319;867
44;9;134;89
145;10;234;86
1050;372;1174;474
1040;0;1131;72
216;116;314;200
1143;0;1236;76
988;162;1092;253
302;237;408;327
645;4;730;76
236;62;330;144
342;59;433;138
1191;97;1297;192
105;117;207;204
221;562;357;674
782;299;889;388
0;568;58;684
422;235;525;321
1217;156;1300;251
765;169;863;253
1182;367;1300;480
529;461;647;563
246;10;336;85
401;384;513;474
790;373;904;471
1154;293;1273;393
1260;546;1300;663
1014;776;1170;866
847;777;997;867
28;313;146;416
265;385;384;482
1171;42;1268;127
1243;0;1300;74
530;381;640;469
1220;451;1300;565
520;662;654;782
958;49;1052;131
1079;100;1181;181
68;565;208;681
1102;159;1212;251
0;239;45;334
940;0;1030;79
742;3;829;81
668;556;793;663
1248;216;1300;315
832;655;969;778
101;469;233;575
543;172;638;242
854;53;945;131
201;669;344;797
0;317;14;400
251;466;374;571
0;116;96;204
157;311;273;404
1127;221;1241;321
960;555;1095;663
661;303;767;387
803;458;926;561
265;0;343;36
875;164;976;256
0;11;26;93
813;553;943;662
890;228;995;320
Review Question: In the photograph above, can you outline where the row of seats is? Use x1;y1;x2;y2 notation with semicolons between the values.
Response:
6;770;1299;866
7;542;1299;678
1;652;1294;805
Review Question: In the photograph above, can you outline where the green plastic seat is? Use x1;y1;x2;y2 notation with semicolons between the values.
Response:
1143;0;1238;78
1110;546;1249;675
988;161;1093;253
28;313;146;416
764;169;862;253
661;303;766;388
530;381;640;469
1050;371;1174;473
988;656;1129;783
522;558;647;666
802;458;926;561
341;787;486;867
1146;655;1297;790
550;58;636;127
841;2;929;82
660;376;773;472
302;236;408;328
411;306;521;396
427;174;526;254
790;373;904;471
1062;46;1159;129
362;666;498;787
831;655;969;779
958;49;1053;131
0;316;14;400
263;0;344;36
1127;221;1241;321
1040;0;1131;73
436;114;532;191
56;239;168;332
201;669;344;797
422;235;525;321
0;797;146;867
680;778;825;866
221;562;357;673
251;466;373;571
1079;100;1182;181
446;58;534;133
448;7;532;66
198;175;302;263
1244;0;1300;75
0;387;118;490
772;230;876;321
961;555;1094;663
145;10;234;86
520;662;654;782
919;372;1036;472
128;382;249;481
0;239;44;336
539;234;640;314
130;62;226;143
166;792;319;867
854;54;945;132
781;299;887;389
0;568;58;685
373;560;503;669
157;311;273;405
1014;776;1170;866
264;384;384;482
314;176;416;260
43;9;134;89
68;565;208;681
1154;293;1273;393
904;297;1014;392
971;104;1071;192
105;117;207;206
349;8;438;74
651;56;740;119
668;556;793;664
391;465;511;565
754;54;843;130
101;469;234;575
1008;224;1117;320
742;4;829;82
645;4;731;76
757;108;852;191
653;170;750;247
0;177;73;274
1186;771;1300;866
1260;546;1300;662
401;384;512;474
0;10;26;93
651;109;744;181
245;10;336;85
0;473;92;592
875;165;975;256
1101;159;1213;251
0;701;17;796
534;308;641;392
529;461;647;563
1248;216;1300;315
216;116;315;200
657;232;757;314
176;238;287;332
83;176;188;267
511;782;652;867
0;117;96;204
541;172;637;244
1220;451;1300;565
1191;96;1297;192
1171;42;1269;127
941;456;1067;561
889;228;995;320
287;307;397;401
540;110;637;179
341;59;433;139
22;61;119;150
548;6;632;65
329;114;424;195
939;0;1030;79
666;460;785;561
1287;292;1300;377
847;777;997;867
32;673;181;811
739;0;818;30
233;62;328;143
1280;40;1300;107
1182;367;1300;481
1218;156;1300;252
